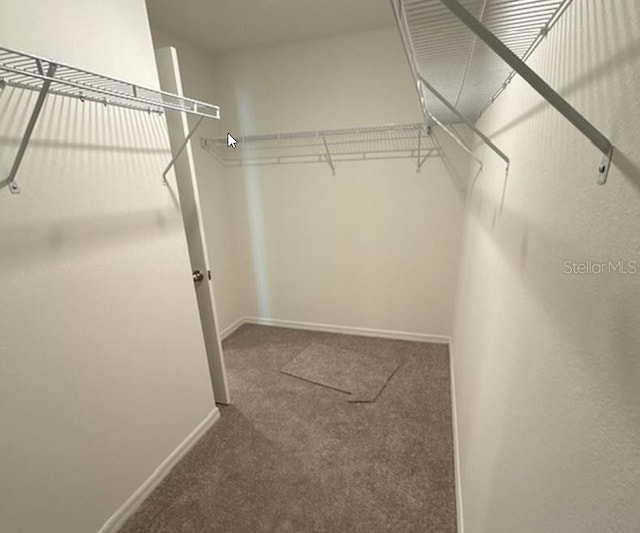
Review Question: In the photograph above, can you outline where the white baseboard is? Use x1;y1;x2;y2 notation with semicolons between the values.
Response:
97;408;221;533
219;316;246;340
448;338;464;533
230;316;450;344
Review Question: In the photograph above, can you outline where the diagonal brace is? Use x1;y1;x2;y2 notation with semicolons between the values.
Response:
425;104;484;168
418;75;509;168
437;0;614;183
418;150;434;171
162;116;204;185
417;128;422;172
417;127;435;171
199;137;227;166
4;61;57;194
321;135;335;175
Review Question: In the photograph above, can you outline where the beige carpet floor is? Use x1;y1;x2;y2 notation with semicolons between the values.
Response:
119;324;457;532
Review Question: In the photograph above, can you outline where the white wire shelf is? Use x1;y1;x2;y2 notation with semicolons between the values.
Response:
201;123;439;174
0;45;220;118
394;0;613;184
399;0;572;123
1;44;221;194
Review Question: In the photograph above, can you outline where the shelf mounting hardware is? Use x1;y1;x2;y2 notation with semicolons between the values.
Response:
424;104;483;169
4;61;57;194
416;128;435;172
417;128;422;172
436;0;614;184
417;125;434;171
418;75;509;169
162;116;204;185
321;135;336;176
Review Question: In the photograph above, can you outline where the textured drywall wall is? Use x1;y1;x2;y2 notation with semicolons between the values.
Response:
0;1;215;532
153;27;471;337
451;1;640;531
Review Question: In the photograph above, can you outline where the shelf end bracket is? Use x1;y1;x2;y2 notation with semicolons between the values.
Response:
162;116;204;185
321;135;335;176
417;128;422;172
598;146;614;185
4;61;57;195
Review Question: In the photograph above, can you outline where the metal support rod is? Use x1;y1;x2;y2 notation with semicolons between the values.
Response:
417;75;509;167
391;0;431;124
417;128;422;172
162;116;204;185
4;61;57;194
436;0;613;160
478;0;575;118
418;149;433;169
200;137;227;166
416;80;481;165
427;107;484;168
321;135;335;175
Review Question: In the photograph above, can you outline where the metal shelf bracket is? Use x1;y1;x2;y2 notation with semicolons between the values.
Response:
598;147;614;185
416;127;436;171
3;61;57;194
416;128;424;172
418;75;509;170
436;0;614;184
424;103;484;169
162;116;204;185
321;135;336;175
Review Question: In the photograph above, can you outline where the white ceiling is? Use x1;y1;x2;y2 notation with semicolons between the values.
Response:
145;0;396;55
145;0;571;126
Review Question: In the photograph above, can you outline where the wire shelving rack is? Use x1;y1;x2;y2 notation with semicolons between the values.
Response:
0;45;220;193
201;123;440;174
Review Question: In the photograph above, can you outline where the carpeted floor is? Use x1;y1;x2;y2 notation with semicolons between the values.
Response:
119;324;457;533
280;342;399;402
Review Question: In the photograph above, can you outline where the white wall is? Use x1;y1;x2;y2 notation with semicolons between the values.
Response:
451;1;640;531
153;27;471;337
0;1;215;532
